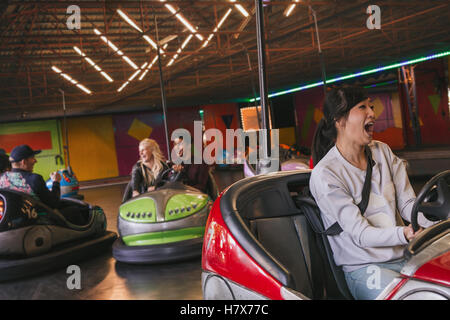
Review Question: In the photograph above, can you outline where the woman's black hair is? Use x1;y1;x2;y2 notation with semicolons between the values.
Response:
311;85;368;166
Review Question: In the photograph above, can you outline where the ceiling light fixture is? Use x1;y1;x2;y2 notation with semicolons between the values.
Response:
143;34;165;54
139;55;159;80
122;55;139;70
73;46;114;82
117;62;151;92
160;1;204;41
94;29;139;69
51;66;92;94
167;34;193;66
249;50;450;102
284;0;300;17
117;81;129;92
229;1;249;17
117;9;143;33
202;8;232;48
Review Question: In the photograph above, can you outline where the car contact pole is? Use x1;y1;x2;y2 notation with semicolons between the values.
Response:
154;14;171;162
255;0;271;161
310;6;327;96
59;88;71;172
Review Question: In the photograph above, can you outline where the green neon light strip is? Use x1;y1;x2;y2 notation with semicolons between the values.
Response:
249;50;450;102
363;79;398;89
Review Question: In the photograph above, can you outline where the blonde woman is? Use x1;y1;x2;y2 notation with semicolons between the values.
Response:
131;138;168;197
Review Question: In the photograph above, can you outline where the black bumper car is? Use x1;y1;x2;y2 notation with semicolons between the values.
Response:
0;189;117;282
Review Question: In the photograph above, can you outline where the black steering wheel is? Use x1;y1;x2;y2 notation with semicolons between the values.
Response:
411;170;450;232
153;167;182;188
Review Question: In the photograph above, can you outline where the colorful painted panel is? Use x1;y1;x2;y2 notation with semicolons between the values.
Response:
400;59;450;146
66;116;119;181
113;111;168;177
294;87;405;150
0;120;64;179
293;87;324;148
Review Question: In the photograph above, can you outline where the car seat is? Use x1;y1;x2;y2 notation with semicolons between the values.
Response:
294;194;354;300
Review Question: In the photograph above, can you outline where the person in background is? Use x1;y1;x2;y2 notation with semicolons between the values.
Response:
0;144;87;225
172;137;210;194
309;86;434;300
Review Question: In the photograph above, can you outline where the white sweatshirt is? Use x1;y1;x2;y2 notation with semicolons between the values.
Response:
309;140;434;272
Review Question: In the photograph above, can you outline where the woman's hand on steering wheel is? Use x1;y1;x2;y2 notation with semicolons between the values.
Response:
403;224;423;242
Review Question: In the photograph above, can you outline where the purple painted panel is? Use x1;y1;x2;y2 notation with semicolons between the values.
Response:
369;93;395;133
113;111;168;176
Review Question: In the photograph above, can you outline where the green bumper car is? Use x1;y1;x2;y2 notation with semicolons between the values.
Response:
112;169;213;264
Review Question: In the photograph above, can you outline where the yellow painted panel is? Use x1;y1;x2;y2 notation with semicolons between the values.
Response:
391;92;403;129
66;116;118;181
128;118;153;141
278;127;297;146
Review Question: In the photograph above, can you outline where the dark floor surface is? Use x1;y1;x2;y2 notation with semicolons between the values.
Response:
0;169;431;300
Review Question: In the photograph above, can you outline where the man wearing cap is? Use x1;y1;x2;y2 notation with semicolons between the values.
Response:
0;145;61;207
0;145;86;224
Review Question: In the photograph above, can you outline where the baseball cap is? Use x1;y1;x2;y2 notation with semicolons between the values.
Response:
9;145;41;162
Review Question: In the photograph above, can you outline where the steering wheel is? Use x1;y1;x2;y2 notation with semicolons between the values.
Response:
411;170;450;232
153;167;182;188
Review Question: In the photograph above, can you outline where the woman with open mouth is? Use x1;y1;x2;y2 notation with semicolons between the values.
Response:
309;86;435;300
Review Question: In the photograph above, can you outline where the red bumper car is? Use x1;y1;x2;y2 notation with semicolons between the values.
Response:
201;170;449;300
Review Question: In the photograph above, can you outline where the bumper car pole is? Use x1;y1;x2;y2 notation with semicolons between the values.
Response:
153;13;171;163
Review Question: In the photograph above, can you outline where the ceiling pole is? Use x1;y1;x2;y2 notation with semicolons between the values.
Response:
310;5;327;96
154;13;171;162
59;89;71;170
255;0;271;161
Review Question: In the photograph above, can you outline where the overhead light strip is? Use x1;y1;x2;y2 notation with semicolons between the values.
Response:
249;50;450;102
51;66;92;95
139;55;159;80
167;34;193;67
202;8;232;48
284;0;300;17
118;61;152;92
160;1;204;41
94;28;138;70
117;9;143;33
116;8;165;55
73;46;113;82
229;0;249;17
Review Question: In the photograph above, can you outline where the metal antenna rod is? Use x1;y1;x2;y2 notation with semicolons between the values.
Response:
240;43;262;129
153;13;171;162
310;6;327;96
255;0;271;159
58;88;71;170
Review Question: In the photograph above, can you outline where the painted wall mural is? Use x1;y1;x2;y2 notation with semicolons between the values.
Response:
113;112;167;177
0;120;65;179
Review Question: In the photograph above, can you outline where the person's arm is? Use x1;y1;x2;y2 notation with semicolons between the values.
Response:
310;168;408;248
384;144;435;228
131;163;143;196
29;174;61;209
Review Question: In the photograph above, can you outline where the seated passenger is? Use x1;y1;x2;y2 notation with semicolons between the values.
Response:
172;137;210;194
131;138;169;197
0;144;87;225
309;86;434;300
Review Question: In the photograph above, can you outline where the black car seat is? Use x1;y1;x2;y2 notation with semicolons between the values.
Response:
294;194;354;300
122;181;133;203
206;167;220;200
